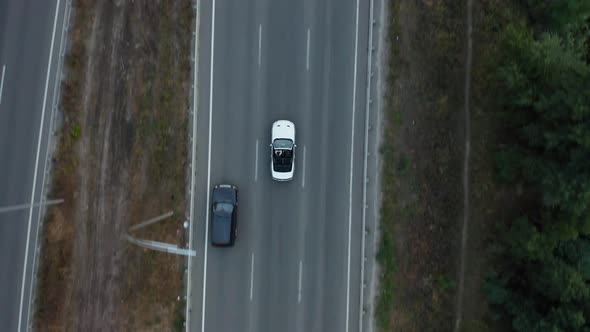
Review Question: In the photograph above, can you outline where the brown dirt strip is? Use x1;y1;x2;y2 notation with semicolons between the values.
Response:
34;1;193;331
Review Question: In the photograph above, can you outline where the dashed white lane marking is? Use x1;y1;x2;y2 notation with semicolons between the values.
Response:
258;24;262;67
255;140;259;181
0;65;6;105
250;253;255;300
301;145;306;188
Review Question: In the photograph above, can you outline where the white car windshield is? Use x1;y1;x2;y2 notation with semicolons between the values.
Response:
273;139;293;149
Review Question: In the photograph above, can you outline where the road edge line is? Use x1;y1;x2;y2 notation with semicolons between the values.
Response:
26;0;71;329
18;0;62;330
346;0;361;330
201;0;216;330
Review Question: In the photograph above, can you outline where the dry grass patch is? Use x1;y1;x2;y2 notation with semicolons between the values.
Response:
378;0;467;330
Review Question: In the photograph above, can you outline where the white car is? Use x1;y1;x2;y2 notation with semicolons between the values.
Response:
270;120;296;181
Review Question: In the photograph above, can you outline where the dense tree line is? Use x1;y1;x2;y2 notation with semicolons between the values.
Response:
486;2;590;331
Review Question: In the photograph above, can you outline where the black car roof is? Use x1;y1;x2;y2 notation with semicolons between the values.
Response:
211;215;232;245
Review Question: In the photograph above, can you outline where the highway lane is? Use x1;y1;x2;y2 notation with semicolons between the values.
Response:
296;0;368;331
0;0;67;330
191;0;370;331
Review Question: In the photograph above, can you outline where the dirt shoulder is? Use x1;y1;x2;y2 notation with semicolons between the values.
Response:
377;0;468;330
377;0;514;331
34;1;193;331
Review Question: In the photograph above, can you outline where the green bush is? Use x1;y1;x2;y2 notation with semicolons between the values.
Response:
70;123;81;139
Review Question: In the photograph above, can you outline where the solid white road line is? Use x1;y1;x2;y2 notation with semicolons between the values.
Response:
18;0;61;331
186;0;201;329
306;29;310;70
201;0;216;331
258;24;262;67
346;0;361;330
301;145;306;188
298;260;303;303
255;140;259;181
27;2;71;329
0;65;5;105
250;253;255;300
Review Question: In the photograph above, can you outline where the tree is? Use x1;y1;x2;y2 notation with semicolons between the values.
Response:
487;10;590;331
523;0;590;32
496;23;590;222
487;221;590;331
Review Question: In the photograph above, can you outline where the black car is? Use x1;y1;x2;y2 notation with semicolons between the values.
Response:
211;184;238;246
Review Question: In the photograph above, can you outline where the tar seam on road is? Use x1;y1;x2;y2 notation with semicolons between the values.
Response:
298;260;303;303
18;0;61;331
301;145;306;188
250;253;255;300
0;65;5;105
201;0;217;331
346;0;361;331
454;0;473;330
258;24;262;67
360;0;376;330
306;29;310;70
186;0;201;329
255;140;259;181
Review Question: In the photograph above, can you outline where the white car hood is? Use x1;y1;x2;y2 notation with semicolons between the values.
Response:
272;120;295;141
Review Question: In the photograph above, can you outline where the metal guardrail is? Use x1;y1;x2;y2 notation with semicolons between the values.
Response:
27;1;72;330
126;235;196;257
185;0;202;330
126;211;195;256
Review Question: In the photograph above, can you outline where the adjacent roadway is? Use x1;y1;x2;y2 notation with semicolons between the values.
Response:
0;0;68;330
190;0;371;331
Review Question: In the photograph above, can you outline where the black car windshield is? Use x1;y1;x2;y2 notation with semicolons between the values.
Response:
273;139;293;149
213;202;234;215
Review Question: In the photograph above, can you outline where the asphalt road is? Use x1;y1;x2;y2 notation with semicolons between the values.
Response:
0;0;67;330
190;0;371;331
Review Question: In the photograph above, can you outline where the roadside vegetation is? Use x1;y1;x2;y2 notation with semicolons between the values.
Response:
34;1;193;331
484;1;590;331
377;0;590;331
